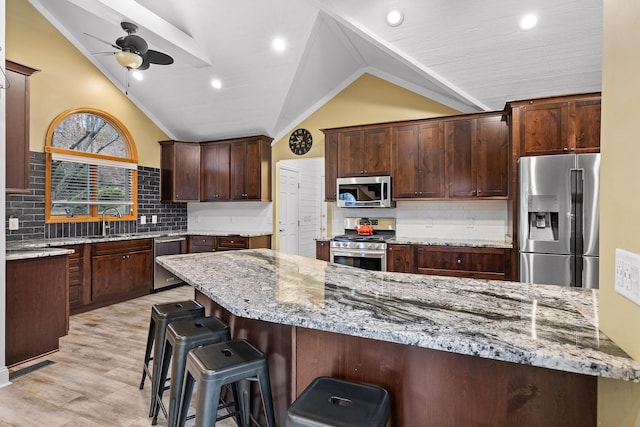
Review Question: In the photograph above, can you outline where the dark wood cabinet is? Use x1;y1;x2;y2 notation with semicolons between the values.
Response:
189;235;217;253
414;245;510;280
189;234;271;252
447;114;509;198
392;123;447;199
200;142;231;201
316;240;330;261
336;127;391;177
91;239;153;304
6;254;69;366
159;140;201;202
229;135;272;201
387;244;413;273
508;93;601;157
5;60;39;194
64;244;92;314
324;132;338;201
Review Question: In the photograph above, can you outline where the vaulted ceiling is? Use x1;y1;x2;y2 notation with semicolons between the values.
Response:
29;0;602;142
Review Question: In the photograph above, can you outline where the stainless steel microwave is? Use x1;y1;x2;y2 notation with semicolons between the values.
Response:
336;176;395;208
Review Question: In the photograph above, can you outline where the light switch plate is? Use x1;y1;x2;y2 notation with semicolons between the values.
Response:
614;248;640;306
151;215;158;224
140;215;146;225
8;218;19;230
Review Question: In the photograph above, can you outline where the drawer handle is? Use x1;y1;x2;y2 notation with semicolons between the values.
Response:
457;259;462;264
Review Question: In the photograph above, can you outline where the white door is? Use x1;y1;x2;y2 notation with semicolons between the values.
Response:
279;167;299;255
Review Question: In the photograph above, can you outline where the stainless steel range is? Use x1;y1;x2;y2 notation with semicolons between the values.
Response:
330;217;396;271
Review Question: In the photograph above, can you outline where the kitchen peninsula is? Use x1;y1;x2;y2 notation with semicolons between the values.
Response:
156;249;640;426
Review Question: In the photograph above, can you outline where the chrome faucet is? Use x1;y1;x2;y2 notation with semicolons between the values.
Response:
101;206;122;236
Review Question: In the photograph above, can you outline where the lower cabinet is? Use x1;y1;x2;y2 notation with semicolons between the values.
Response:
189;235;217;253
316;240;330;261
91;239;153;306
65;244;92;314
189;234;272;253
6;255;69;366
386;244;414;273
414;246;510;280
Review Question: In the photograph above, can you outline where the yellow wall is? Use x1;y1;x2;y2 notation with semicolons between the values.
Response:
6;0;168;168
598;0;640;424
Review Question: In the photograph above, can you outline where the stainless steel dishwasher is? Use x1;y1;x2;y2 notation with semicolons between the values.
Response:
153;236;187;291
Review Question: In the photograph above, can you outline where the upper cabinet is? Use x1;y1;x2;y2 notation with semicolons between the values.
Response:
228;135;272;201
324;132;338;201
159;140;201;202
200;142;231;201
337;127;391;177
447;114;509;198
392;123;446;199
508;93;601;157
162;135;272;203
5;60;39;194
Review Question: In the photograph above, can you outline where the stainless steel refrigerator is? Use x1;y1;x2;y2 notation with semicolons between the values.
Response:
518;154;600;289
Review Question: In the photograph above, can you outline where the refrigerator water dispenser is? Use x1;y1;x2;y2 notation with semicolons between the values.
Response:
527;195;559;241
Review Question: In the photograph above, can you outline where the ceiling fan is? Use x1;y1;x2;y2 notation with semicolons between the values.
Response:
85;21;174;70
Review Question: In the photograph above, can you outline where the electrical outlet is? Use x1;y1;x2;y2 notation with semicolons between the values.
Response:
140;215;146;225
8;218;19;230
614;248;640;306
151;215;158;224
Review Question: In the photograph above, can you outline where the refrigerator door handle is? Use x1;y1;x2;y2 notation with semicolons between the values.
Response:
570;167;584;287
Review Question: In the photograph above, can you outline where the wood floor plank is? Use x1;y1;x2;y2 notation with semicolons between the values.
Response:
0;286;236;427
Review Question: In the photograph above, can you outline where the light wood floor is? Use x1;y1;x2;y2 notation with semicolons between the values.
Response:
0;285;236;427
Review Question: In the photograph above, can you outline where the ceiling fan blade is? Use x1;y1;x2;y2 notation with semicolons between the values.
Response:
145;49;174;65
137;59;151;71
84;32;121;50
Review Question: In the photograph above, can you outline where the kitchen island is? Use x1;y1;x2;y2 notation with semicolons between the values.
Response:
157;249;640;426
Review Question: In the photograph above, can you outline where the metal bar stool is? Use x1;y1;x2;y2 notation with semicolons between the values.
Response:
139;299;205;417
151;316;235;427
178;339;276;427
286;376;391;427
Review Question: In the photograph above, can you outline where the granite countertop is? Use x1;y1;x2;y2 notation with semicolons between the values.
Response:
6;230;273;252
157;248;640;382
315;236;512;248
6;247;75;261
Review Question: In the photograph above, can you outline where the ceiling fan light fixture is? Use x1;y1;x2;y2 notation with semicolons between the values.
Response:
115;51;143;69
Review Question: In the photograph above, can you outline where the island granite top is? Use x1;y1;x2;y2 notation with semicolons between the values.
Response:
156;249;640;382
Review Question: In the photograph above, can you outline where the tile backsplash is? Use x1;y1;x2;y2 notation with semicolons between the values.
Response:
331;200;510;242
5;152;187;241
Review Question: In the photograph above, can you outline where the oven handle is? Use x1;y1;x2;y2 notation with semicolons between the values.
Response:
330;249;386;258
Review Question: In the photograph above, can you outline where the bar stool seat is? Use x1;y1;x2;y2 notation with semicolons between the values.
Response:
139;299;205;417
151;316;233;427
286;376;391;427
178;339;276;427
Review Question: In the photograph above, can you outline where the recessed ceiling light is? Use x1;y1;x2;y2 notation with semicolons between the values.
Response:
386;10;404;27
272;37;286;52
132;71;144;81
211;79;222;89
520;13;538;30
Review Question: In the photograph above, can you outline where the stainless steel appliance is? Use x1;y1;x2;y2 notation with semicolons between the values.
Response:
153;236;187;291
336;176;395;208
518;154;600;288
330;217;395;271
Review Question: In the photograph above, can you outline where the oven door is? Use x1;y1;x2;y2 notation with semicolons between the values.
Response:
330;248;387;272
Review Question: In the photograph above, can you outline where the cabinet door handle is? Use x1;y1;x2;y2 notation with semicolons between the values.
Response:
230;240;234;243
477;190;482;195
457;258;462;264
563;147;569;151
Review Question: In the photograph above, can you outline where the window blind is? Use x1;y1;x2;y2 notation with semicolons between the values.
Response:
49;152;136;215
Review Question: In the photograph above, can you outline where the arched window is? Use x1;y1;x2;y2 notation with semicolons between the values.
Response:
45;108;138;222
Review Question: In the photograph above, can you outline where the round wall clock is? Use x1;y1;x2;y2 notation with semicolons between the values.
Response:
289;128;313;155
